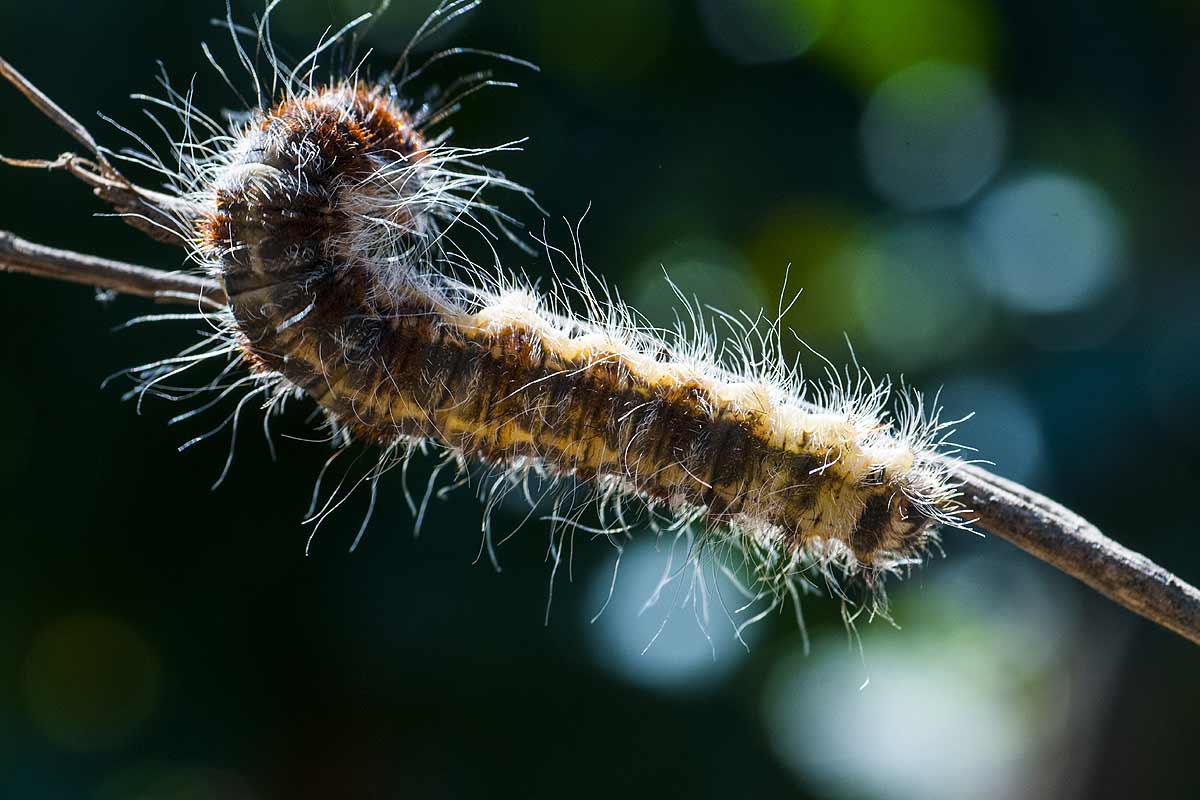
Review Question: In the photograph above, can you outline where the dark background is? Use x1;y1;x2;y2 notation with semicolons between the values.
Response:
1;1;1198;797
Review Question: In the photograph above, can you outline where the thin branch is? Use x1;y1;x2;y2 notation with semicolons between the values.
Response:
0;230;225;307
0;56;111;169
953;462;1200;645
0;56;201;246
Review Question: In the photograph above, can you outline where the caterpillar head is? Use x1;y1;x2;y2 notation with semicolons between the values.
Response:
198;80;466;395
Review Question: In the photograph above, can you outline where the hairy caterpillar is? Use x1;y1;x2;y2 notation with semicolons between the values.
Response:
8;1;970;627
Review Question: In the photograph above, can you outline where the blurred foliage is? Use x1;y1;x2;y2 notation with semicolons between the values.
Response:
1;0;1198;798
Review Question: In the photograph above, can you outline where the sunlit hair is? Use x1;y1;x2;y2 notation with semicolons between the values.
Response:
103;0;971;642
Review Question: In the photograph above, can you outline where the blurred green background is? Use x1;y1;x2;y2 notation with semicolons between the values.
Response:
2;0;1199;797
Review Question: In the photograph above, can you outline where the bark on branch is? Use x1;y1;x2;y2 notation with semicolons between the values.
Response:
0;231;225;307
953;461;1200;645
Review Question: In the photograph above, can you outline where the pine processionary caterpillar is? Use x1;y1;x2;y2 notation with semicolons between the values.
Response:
9;1;973;629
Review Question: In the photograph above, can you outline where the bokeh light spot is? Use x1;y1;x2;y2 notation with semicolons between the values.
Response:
937;375;1047;487
761;557;1082;800
23;612;162;751
848;222;990;368
860;61;1006;210
746;201;865;350
969;171;1127;314
585;537;754;691
815;0;998;89
632;239;769;333
697;0;840;65
532;0;673;83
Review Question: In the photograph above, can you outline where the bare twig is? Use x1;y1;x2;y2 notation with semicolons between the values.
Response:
0;230;225;307
954;462;1200;645
0;56;111;169
0;57;201;245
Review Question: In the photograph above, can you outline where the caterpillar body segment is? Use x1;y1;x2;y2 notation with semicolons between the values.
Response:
198;81;963;585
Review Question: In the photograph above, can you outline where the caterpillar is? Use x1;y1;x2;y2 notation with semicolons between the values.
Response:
9;1;970;628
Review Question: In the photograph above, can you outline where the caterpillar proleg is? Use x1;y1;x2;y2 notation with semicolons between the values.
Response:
8;1;972;629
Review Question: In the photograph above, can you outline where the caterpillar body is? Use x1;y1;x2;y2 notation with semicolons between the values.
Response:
44;2;971;622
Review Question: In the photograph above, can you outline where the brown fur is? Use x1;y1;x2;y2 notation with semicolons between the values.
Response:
197;88;937;567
